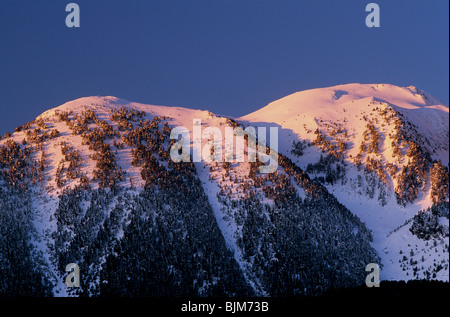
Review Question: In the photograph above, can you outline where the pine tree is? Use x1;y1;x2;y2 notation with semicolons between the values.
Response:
430;160;449;204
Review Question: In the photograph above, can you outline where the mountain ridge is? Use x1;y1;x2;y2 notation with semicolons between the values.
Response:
0;83;448;297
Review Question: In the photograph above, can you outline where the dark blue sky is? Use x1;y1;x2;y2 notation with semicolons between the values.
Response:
0;0;448;135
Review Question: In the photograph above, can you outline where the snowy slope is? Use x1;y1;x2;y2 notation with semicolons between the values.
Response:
242;83;448;164
241;83;449;281
2;96;224;295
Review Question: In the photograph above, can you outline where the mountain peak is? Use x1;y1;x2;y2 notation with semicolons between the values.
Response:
37;96;133;120
243;83;447;121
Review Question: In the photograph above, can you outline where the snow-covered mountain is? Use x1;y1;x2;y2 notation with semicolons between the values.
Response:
242;83;449;281
0;84;448;297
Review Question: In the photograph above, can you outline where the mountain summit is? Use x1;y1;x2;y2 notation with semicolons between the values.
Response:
0;84;448;296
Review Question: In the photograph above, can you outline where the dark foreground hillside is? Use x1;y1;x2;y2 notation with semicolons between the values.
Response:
1;281;448;315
